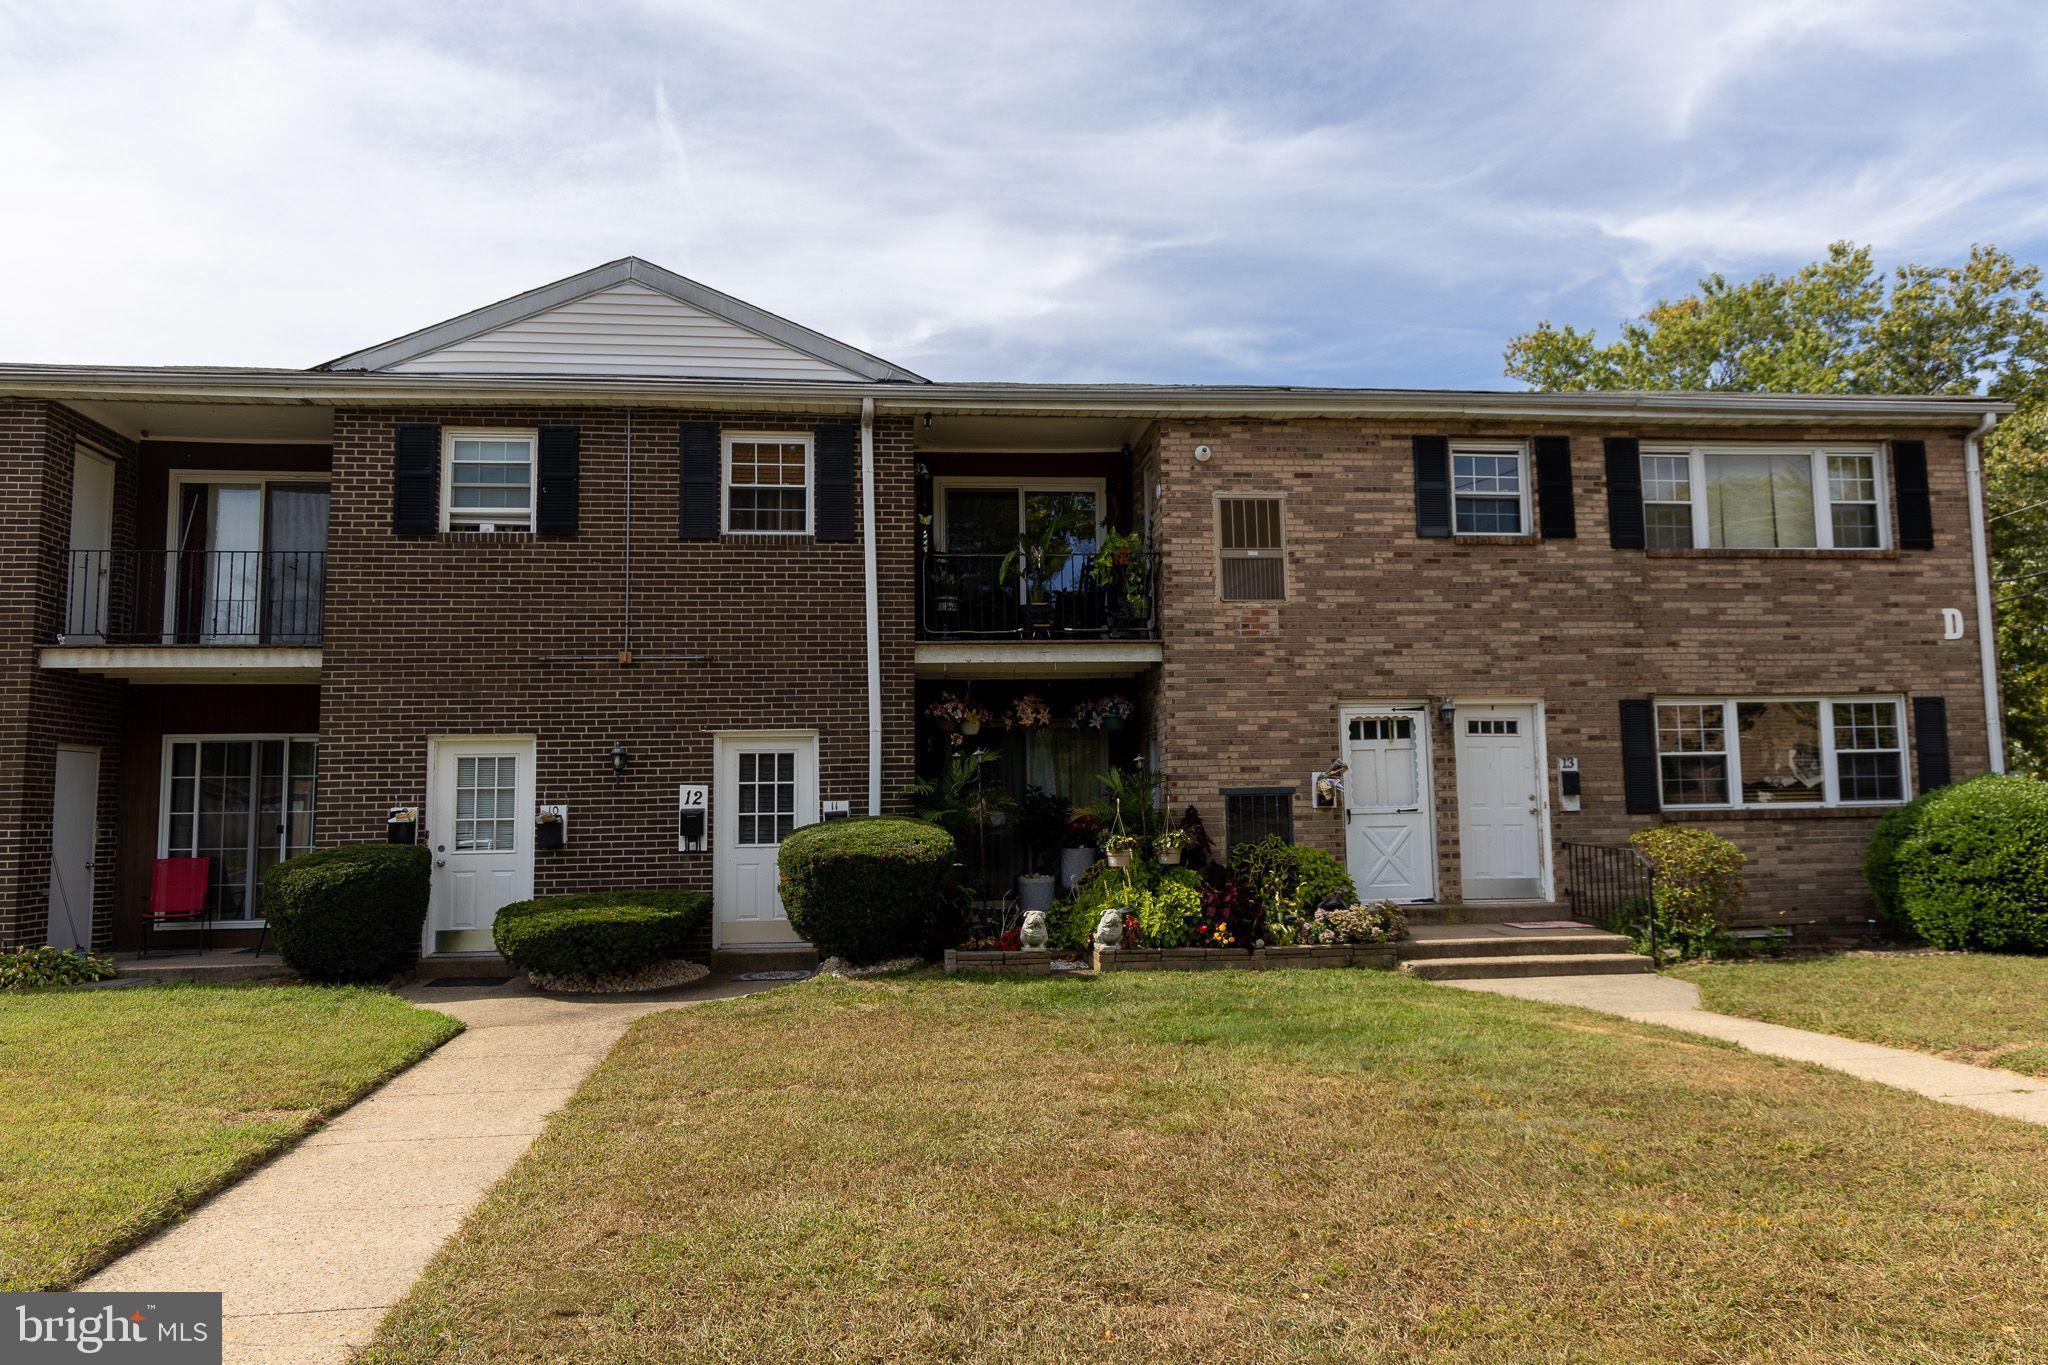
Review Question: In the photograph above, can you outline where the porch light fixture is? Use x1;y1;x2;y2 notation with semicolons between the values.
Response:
610;742;630;783
923;412;934;430
1437;697;1456;727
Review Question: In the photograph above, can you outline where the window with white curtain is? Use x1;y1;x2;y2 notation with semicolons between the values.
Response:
1654;698;1905;808
1639;445;1887;550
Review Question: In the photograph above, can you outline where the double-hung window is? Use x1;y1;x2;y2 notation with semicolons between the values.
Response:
1639;445;1887;550
443;429;535;532
1450;443;1529;535
724;433;812;534
1653;697;1906;808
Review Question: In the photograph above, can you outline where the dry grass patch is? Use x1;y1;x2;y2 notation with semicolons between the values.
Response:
1679;952;2048;1075
367;971;2048;1362
0;983;459;1289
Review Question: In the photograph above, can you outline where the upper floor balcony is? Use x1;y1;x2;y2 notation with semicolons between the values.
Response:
918;550;1159;642
45;549;324;682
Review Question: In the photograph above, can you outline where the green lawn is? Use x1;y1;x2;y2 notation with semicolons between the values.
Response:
368;971;2048;1362
0;983;459;1290
1678;951;2048;1076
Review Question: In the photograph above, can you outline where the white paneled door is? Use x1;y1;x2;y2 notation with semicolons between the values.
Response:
1340;707;1434;902
48;746;99;950
428;738;535;954
1454;703;1546;901
714;732;818;947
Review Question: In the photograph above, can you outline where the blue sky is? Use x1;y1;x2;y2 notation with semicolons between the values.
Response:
2;0;2044;387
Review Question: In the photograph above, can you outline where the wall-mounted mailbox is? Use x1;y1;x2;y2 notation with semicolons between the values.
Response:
1558;758;1581;813
678;784;708;852
822;799;851;822
536;805;567;849
387;806;419;845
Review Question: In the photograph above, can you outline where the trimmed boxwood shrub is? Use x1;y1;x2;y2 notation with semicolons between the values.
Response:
493;890;711;978
777;817;955;965
1898;775;2048;951
262;844;430;984
1863;787;1945;939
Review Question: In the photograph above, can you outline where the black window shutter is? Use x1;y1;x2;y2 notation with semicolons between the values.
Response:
535;425;580;536
1604;437;1644;549
1534;436;1576;538
1912;696;1951;791
1893;440;1934;550
1619;698;1660;814
814;424;857;541
1413;436;1451;537
679;422;720;539
391;423;441;535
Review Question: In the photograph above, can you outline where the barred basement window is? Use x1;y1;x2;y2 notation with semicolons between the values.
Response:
1222;787;1294;854
1216;496;1285;601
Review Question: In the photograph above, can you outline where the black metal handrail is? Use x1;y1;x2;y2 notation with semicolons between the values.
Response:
61;549;326;646
920;551;1158;640
1562;840;1658;960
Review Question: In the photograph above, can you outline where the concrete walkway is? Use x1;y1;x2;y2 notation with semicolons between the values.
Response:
82;973;779;1363
1449;972;2048;1127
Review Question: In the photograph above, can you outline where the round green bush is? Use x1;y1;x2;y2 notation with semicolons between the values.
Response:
1898;775;2048;951
777;817;956;965
493;890;711;978
261;844;430;984
1863;788;1942;939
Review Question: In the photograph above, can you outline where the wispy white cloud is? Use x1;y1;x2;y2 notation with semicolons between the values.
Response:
0;0;2042;385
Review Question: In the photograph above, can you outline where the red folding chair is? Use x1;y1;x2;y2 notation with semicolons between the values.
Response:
145;857;211;956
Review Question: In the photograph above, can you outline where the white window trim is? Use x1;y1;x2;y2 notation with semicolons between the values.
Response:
440;428;537;533
1640;442;1890;551
929;475;1107;550
156;732;319;927
1653;695;1909;810
722;430;816;536
1449;441;1532;537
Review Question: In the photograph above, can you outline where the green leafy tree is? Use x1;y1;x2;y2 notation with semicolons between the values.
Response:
1504;243;2048;772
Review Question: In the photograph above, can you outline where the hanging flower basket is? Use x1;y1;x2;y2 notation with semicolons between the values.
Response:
1072;694;1134;731
1008;694;1053;730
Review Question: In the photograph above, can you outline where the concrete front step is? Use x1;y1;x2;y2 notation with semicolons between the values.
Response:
1397;931;1631;961
1402;902;1570;925
1402;953;1653;982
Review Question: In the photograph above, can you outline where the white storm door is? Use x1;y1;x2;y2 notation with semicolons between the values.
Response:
48;746;100;950
1341;709;1433;902
428;739;535;952
1454;704;1544;900
66;449;115;641
715;734;818;947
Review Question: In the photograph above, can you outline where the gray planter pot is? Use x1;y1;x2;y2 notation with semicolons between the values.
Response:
1058;846;1096;892
1017;874;1056;911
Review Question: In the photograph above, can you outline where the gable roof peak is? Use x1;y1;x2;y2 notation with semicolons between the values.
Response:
316;257;925;383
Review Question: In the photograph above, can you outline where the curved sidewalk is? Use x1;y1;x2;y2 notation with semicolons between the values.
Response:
1449;972;2048;1127
81;975;774;1364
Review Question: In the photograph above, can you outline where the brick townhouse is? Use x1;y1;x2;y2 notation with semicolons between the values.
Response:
0;258;2010;961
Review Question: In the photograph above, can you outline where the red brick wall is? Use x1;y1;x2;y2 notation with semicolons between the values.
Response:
0;402;138;949
1149;418;1996;934
318;407;917;924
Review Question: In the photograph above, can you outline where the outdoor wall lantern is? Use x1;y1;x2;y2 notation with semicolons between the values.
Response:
610;742;631;783
1437;697;1457;727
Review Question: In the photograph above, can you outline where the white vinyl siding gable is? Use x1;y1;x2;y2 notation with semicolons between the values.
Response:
387;281;866;380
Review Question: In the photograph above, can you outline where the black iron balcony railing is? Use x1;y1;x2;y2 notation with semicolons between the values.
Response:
920;551;1158;640
60;549;326;647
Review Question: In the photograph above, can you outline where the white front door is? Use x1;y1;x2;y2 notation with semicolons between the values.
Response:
1341;707;1434;902
66;448;115;642
1455;703;1545;901
428;738;536;954
714;732;819;948
48;746;100;950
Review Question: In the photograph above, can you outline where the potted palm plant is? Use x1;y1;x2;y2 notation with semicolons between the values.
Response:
1091;529;1150;635
1000;503;1093;635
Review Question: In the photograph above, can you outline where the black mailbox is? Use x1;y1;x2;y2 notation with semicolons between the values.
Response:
678;783;709;852
387;806;419;845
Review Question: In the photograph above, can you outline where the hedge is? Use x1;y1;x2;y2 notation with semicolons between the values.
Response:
1862;787;1944;939
493;890;711;979
777;817;956;965
1897;775;2048;952
262;844;430;983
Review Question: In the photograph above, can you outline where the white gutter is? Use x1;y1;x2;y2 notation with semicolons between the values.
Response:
1965;409;2006;773
860;397;882;814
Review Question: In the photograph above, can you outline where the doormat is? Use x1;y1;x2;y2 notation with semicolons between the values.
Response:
733;970;813;982
417;975;514;987
1501;920;1591;931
